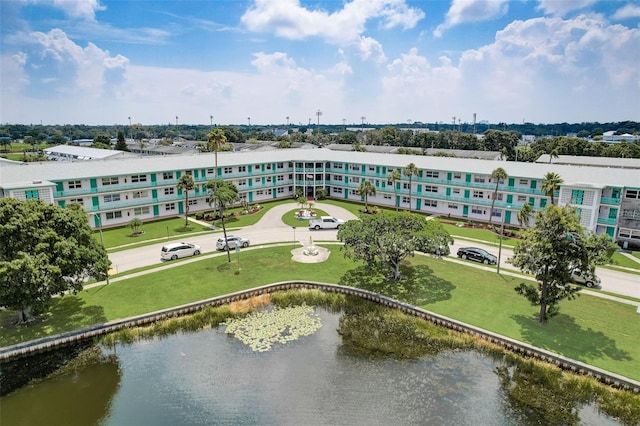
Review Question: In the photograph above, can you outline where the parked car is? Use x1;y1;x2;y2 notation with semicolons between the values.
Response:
570;269;601;288
308;216;345;230
161;242;201;261
216;235;250;250
456;247;497;265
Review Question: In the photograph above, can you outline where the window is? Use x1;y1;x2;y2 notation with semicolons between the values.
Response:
68;180;82;189
517;195;527;202
165;203;176;211
69;198;83;204
333;163;343;169
448;204;458;209
102;177;119;186
105;211;122;220
519;179;528;185
402;183;411;190
224;167;232;174
332;187;343;194
277;163;284;169
350;165;360;171
188;199;198;206
104;194;121;203
453;189;461;195
472;191;484;198
238;166;247;172
266;176;272;183
425;171;439;178
266;164;272;170
424;185;438;193
207;168;214;174
256;190;264;195
471;207;483;215
619;228;640;240
131;174;147;183
424;199;437;207
164;188;175;196
453;173;461;179
383;194;392;200
238;179;247;187
402;197;410;204
368;166;375;171
496;193;503;201
350;177;360;184
474;177;485;183
334;175;343;181
625;190;640;199
163;172;173;180
134;207;150;215
622;209;640;220
277;187;285;194
277;175;285;182
133;191;147;199
492;210;502;217
571;189;584;205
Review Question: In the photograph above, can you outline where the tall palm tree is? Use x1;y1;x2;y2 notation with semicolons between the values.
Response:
207;179;239;262
403;163;419;213
517;202;534;228
207;128;227;170
541;172;564;206
356;180;376;212
176;174;195;228
488;167;508;225
387;169;401;211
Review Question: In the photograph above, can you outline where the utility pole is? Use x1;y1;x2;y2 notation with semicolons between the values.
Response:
316;110;322;135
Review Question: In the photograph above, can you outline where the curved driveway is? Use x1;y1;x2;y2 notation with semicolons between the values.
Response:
107;203;640;299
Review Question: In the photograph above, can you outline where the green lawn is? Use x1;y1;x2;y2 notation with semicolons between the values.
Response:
2;246;638;381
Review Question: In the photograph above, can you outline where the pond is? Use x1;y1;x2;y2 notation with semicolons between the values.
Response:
0;307;623;426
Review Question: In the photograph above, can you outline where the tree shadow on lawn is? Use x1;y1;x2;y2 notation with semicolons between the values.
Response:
0;296;107;346
512;313;632;363
339;263;455;306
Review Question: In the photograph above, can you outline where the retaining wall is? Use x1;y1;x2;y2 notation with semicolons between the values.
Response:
1;281;638;393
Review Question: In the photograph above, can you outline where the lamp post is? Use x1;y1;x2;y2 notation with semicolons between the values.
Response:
292;226;296;246
497;205;510;274
94;213;110;285
210;115;213;127
128;116;131;141
316;109;322;135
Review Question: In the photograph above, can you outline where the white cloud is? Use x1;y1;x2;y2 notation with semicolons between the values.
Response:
241;0;423;56
380;14;640;123
434;0;509;38
358;36;386;63
536;0;596;17
21;0;106;21
612;3;640;20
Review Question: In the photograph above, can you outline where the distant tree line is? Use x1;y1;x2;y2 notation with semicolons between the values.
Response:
0;121;638;160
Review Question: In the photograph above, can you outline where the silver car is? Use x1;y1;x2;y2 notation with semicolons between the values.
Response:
161;242;201;260
216;235;250;250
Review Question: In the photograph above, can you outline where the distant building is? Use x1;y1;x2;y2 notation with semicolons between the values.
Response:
602;131;640;143
43;145;134;161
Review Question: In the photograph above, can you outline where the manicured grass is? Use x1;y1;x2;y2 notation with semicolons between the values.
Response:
281;209;329;227
1;246;638;381
610;252;640;269
97;216;212;249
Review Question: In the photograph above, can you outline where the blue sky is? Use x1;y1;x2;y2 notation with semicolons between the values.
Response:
1;0;639;126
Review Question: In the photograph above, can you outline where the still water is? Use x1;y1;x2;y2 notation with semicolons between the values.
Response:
1;308;620;426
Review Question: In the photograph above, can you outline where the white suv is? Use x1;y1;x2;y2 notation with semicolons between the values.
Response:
161;242;201;260
216;235;250;250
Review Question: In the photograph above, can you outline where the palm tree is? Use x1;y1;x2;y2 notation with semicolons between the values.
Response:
541;172;564;206
176;174;195;228
356;180;376;212
517;202;534;228
548;148;559;163
403;163;419;213
488;167;508;225
387;169;401;211
207;128;227;170
207;179;239;262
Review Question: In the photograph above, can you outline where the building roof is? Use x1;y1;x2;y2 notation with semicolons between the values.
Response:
536;154;640;169
1;148;638;190
43;145;129;160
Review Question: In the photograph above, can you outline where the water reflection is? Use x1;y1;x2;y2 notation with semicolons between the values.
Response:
0;308;624;425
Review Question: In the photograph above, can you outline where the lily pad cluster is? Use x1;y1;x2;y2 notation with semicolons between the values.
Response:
223;305;322;352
